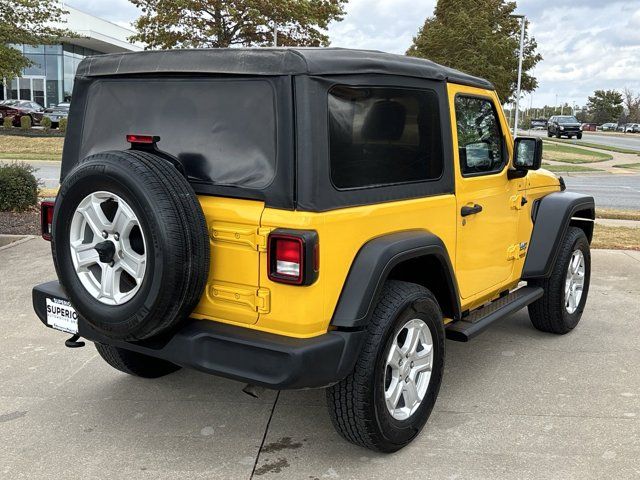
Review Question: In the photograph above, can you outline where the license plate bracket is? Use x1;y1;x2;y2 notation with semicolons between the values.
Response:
45;298;78;334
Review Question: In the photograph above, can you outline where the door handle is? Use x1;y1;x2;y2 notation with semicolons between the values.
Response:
461;203;483;217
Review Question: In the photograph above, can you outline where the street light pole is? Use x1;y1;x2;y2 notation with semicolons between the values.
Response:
273;21;278;47
512;14;526;137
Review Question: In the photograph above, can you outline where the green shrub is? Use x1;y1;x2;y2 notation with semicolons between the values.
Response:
0;162;40;212
20;115;32;130
3;116;13;129
58;117;68;133
41;116;52;132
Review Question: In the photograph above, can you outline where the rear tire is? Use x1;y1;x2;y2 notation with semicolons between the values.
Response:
52;150;210;341
528;227;591;334
95;343;180;378
547;130;552;138
326;280;445;452
577;133;583;139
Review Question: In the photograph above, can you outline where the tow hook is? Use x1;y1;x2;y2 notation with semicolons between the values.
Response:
242;383;265;399
64;334;85;348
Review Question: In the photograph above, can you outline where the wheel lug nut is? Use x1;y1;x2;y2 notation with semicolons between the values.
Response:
114;233;120;241
410;362;414;368
109;261;114;267
102;231;108;239
405;377;410;383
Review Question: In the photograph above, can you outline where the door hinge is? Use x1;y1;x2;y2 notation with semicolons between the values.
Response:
507;242;528;261
209;284;271;313
209;225;272;251
255;288;271;314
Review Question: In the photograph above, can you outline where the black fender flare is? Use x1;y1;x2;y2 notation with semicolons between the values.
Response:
331;230;461;329
522;191;595;279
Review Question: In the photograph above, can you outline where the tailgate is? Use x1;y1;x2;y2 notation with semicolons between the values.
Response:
192;196;268;325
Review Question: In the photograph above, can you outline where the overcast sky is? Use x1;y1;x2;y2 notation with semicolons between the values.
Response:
67;0;640;109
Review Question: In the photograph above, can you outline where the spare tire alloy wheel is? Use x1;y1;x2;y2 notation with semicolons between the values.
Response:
70;191;146;306
52;150;210;341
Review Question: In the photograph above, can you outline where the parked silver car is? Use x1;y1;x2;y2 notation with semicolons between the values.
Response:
43;102;70;127
599;122;617;131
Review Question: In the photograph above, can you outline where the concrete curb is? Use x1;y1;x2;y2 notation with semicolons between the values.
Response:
0;234;36;251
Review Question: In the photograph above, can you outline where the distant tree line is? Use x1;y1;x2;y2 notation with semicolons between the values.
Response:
507;88;640;129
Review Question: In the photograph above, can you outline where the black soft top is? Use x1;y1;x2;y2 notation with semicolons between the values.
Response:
76;47;493;89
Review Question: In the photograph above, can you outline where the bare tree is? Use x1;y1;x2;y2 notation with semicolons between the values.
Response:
623;88;640;123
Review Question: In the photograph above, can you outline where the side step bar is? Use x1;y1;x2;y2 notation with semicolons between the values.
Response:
445;286;544;342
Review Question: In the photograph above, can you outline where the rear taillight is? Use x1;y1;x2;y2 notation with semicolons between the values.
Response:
268;230;319;286
40;200;55;241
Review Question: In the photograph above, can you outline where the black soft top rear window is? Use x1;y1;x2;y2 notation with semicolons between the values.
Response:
80;78;277;189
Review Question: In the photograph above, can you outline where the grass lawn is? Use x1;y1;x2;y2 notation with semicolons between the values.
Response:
541;164;602;173
0;135;63;161
592;224;640;251
542;141;612;164
38;187;59;198
613;163;640;170
544;138;640;156
597;208;640;221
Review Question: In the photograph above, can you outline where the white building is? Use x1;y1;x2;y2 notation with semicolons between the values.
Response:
2;5;142;107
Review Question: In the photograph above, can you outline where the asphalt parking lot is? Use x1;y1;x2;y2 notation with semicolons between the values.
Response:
1;238;639;479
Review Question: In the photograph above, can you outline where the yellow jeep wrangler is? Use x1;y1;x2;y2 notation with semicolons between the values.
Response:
33;48;595;452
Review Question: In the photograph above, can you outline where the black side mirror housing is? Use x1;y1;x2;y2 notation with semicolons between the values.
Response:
508;137;543;179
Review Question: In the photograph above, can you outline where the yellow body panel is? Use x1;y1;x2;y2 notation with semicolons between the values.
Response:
191;83;561;338
258;195;457;337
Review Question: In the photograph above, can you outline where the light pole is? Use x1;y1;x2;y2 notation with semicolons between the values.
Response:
273;21;278;47
512;14;526;137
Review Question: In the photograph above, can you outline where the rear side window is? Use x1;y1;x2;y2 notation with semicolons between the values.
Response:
454;96;505;176
328;86;443;190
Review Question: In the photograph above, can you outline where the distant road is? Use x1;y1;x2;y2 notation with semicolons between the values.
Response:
527;130;640;152
563;175;640;210
0;159;60;189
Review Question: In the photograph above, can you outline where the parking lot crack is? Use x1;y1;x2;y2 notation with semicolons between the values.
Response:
622;251;640;263
250;391;280;480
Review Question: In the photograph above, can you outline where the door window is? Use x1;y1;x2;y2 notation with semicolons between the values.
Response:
454;96;505;176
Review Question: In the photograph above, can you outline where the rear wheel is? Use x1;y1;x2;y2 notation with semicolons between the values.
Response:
95;343;180;378
326;280;445;452
528;227;591;334
547;130;553;138
577;133;583;139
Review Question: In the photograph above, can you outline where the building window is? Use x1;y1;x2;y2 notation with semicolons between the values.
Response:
24;54;46;76
2;42;107;107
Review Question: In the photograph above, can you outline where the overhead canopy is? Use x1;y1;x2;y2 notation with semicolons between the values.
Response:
76;47;494;90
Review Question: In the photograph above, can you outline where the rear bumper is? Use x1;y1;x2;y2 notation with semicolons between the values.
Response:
32;281;365;390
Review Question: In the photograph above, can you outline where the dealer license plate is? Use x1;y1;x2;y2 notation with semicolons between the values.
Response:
46;298;78;334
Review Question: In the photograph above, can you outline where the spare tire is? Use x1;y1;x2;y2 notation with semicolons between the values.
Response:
51;150;210;341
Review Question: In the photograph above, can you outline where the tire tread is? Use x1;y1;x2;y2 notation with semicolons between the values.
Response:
326;280;444;452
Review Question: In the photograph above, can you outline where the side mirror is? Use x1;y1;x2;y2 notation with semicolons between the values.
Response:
509;137;542;179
